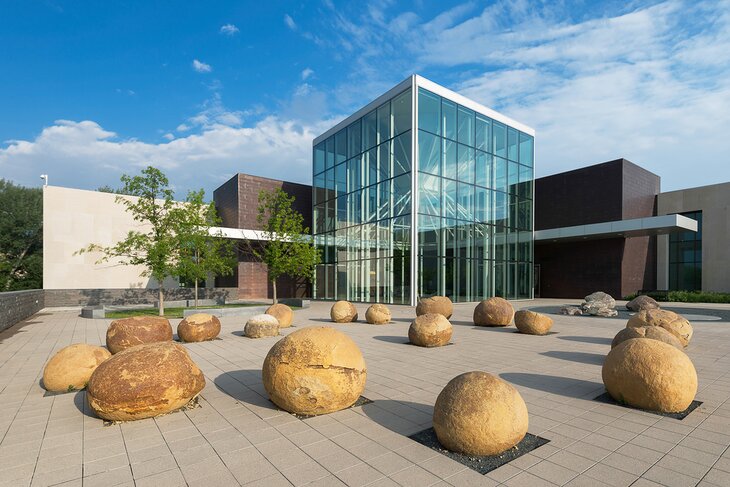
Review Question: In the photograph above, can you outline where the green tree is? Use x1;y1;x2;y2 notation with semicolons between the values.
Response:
77;167;179;316
0;179;43;290
249;188;320;304
173;189;236;308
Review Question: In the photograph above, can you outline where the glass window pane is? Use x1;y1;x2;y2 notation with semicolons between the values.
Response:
476;116;491;153
393;132;411;176
326;136;335;169
457;144;475;184
507;128;518;161
476;150;491;188
418;214;441;258
363;110;377;150
392;174;411;216
475;187;491;222
443;138;457;180
335;129;347;165
365;185;377;223
495;192;508;227
392;89;412;136
493;122;506;158
336;195;347;229
314;142;325;175
348;190;362;226
363;148;377;187
335;162;346;197
495;157;508;193
418;173;441;216
378;140;391;181
442;99;457;141
457;106;475;147
457;183;474;220
418;88;441;135
347;157;361;193
348;119;362;158
377;102;391;143
443;179;457;219
418;130;440;176
508;161;520;194
519;132;533;167
378;179;390;220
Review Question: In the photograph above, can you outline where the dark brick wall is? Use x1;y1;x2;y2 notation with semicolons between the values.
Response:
213;174;240;229
44;288;238;307
0;290;45;332
232;174;312;231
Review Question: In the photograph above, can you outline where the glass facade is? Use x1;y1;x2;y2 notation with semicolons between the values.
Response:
669;211;702;291
313;78;534;304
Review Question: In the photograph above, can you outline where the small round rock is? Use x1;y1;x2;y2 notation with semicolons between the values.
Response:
473;297;514;326
514;310;553;335
409;314;452;347
416;296;453;319
244;314;280;338
366;304;391;325
330;301;358;323
266;303;293;328
433;371;528;456
43;344;111;392
177;313;221;342
611;326;683;350
106;316;173;354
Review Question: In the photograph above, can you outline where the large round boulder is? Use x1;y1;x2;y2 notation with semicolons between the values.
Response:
42;344;111;392
408;314;452;347
473;297;514;326
433;372;528;456
262;327;367;416
266;303;293;328
177;313;221;342
627;309;693;347
365;304;391;325
514;310;553;335
626;295;660;312
106;316;173;354
244;314;280;338
611;326;683;350
87;342;206;421
330;301;358;323
602;339;697;413
416;296;453;319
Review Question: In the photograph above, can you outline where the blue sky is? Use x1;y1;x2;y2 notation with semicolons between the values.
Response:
1;0;729;197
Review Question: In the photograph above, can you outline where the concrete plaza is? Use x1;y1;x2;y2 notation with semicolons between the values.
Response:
0;299;729;487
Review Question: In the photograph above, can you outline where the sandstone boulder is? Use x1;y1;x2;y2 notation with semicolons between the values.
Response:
433;371;528;456
177;313;221;342
262;327;367;415
514;310;553;335
266;303;293;328
627;309;693;347
416;296;453;319
560;306;583;316
473;297;514;326
365;304;391;324
626;295;660;312
87;342;206;421
611;326;683;350
42;344;111;392
106;316;173;354
330;301;358;323
408;314;452;347
602;338;697;413
244;314;280;338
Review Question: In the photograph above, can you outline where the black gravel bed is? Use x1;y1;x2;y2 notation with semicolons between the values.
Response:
594;391;702;419
408;428;550;474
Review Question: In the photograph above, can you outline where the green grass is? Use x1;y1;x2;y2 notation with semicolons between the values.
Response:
106;303;268;319
624;291;730;304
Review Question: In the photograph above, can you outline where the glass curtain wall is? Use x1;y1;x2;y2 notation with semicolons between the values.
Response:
416;87;534;301
669;210;702;291
313;89;412;304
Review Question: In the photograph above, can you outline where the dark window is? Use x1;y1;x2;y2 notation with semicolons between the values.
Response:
669;211;702;291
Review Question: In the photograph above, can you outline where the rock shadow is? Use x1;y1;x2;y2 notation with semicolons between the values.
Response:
558;335;613;346
540;350;605;365
372;335;410;344
500;372;604;399
360;399;433;436
213;370;275;412
470;325;516;333
73;390;99;419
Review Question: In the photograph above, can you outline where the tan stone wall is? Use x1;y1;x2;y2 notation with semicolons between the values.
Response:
657;182;730;292
43;186;179;290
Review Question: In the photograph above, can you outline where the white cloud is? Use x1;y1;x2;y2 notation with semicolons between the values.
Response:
301;68;314;80
192;59;212;73
220;24;239;35
284;14;296;30
163;133;175;141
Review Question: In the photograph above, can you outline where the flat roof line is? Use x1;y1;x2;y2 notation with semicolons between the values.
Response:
534;214;698;242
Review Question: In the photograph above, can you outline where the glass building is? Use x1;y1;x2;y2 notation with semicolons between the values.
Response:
312;75;535;305
669;210;702;291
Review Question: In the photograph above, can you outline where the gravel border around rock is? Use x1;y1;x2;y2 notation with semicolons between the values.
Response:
593;391;702;419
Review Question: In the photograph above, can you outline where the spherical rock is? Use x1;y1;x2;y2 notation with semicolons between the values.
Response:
106;316;173;354
611;326;683;350
602;338;697;413
330;301;358;323
514;310;553;335
473;297;514;326
42;344;111;392
627;309;693;347
365;304;391;325
626;295;660;312
262;327;367;416
433;371;528;456
87;342;206;421
177;313;221;342
244;314;280;338
416;296;453;319
266;304;293;328
408;314;452;347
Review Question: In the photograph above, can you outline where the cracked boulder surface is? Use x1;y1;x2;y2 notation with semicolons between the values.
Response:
87;341;205;421
262;326;367;416
627;309;693;347
42;343;111;392
106;316;173;354
177;313;221;342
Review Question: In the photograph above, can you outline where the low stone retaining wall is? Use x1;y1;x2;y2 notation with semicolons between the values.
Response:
45;288;238;307
182;306;269;318
0;290;45;333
